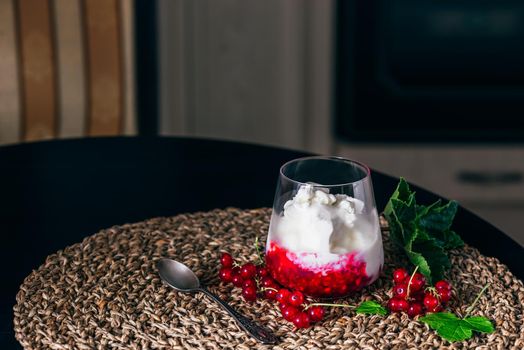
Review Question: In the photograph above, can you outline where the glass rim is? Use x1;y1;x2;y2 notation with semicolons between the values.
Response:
279;156;372;187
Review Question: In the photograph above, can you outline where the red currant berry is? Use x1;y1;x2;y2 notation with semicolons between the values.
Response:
288;291;305;307
264;288;277;300
242;279;256;289
393;268;409;283
232;274;244;287
231;266;240;276
427;304;443;313
278;302;287;313
407;302;423;318
387;297;407;312
408;273;426;292
220;253;233;268
435;280;451;292
423;294;439;311
261;277;277;288
256;266;269;278
218;267;233;283
307;306;325;323
292;312;311;328
387;298;399;312
276;289;291;305
240;263;257;279
438;289;451;303
242;286;257;302
393;283;408;299
280;304;299;322
396;299;409;312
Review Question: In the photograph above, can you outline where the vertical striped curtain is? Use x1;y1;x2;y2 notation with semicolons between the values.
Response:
0;0;136;145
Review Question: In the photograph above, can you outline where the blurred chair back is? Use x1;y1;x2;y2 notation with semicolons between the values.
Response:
0;0;137;144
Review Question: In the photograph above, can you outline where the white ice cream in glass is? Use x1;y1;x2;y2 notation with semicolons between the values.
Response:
265;156;384;298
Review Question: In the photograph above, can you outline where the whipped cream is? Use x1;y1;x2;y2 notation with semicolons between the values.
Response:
269;184;383;275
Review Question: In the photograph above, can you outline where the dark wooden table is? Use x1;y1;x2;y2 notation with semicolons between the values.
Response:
1;137;522;348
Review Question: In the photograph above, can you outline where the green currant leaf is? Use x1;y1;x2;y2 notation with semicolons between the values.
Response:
386;209;406;249
420;312;459;328
355;301;387;316
419;200;463;250
418;200;458;233
440;230;464;250
420;313;473;342
391;196;417;225
435;319;474;342
384;178;413;216
404;249;431;281
464;317;495;334
412;226;431;242
420;313;495;342
411;238;451;283
415;200;441;218
403;224;422;251
384;179;462;283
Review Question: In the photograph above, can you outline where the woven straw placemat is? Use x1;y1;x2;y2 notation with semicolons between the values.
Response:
14;208;524;350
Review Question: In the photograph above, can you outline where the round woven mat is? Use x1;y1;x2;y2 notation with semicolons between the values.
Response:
14;208;524;350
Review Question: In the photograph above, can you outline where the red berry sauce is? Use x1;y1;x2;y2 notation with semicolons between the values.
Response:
265;241;373;298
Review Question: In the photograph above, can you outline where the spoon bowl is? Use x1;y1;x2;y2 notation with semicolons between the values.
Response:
157;258;200;291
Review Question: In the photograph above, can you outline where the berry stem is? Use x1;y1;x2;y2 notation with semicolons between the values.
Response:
261;287;278;293
254;236;264;265
425;286;439;298
406;266;419;298
464;283;489;319
303;303;355;310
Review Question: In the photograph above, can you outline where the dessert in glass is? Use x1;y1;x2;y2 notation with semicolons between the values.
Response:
265;156;384;298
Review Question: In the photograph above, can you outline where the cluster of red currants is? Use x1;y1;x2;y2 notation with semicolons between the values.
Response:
274;288;325;328
387;268;452;317
218;252;325;328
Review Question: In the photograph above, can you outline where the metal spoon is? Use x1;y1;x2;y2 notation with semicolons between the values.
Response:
156;258;279;344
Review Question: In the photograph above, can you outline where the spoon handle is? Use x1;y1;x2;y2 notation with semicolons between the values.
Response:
199;287;279;344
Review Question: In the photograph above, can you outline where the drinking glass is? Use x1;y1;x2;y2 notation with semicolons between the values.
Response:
265;156;383;298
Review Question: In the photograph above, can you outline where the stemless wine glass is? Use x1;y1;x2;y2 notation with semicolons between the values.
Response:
265;156;384;298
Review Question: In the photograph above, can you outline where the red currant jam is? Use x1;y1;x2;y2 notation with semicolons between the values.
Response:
265;241;372;298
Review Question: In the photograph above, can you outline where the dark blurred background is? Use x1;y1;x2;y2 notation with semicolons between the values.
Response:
0;0;522;246
157;0;524;246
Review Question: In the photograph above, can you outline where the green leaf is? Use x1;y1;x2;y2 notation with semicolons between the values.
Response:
384;178;413;216
420;312;459;329
420;313;494;342
390;196;419;250
440;230;464;250
411;238;451;283
387;210;406;249
391;196;417;224
420;313;473;342
384;181;417;249
416;200;441;218
464;317;495;334
404;249;431;281
403;237;450;284
419;200;458;233
394;177;412;202
355;301;388;316
412;226;430;242
418;201;464;250
384;179;463;283
403;225;422;251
